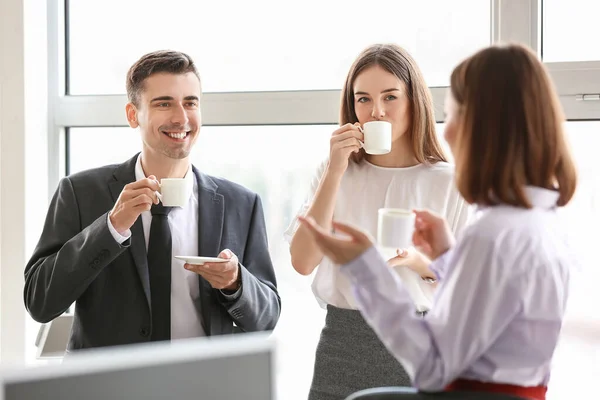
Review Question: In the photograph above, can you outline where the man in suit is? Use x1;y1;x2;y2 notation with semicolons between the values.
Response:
24;50;281;351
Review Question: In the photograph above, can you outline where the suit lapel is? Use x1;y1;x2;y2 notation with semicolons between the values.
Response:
193;167;225;335
109;154;151;309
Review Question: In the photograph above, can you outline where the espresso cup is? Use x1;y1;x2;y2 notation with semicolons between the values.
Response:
363;121;392;155
156;178;188;207
377;208;415;249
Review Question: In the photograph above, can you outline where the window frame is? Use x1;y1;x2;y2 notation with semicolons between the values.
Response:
43;0;600;359
47;0;498;196
48;0;600;198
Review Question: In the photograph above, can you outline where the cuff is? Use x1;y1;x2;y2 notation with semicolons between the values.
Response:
107;214;131;244
219;287;242;300
341;245;388;284
429;249;452;281
219;265;243;300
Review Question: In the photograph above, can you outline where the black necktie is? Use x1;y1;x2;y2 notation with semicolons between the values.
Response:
148;203;173;341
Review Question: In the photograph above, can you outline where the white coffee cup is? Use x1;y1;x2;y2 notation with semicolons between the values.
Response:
156;178;188;207
362;121;392;155
377;208;415;249
377;208;432;313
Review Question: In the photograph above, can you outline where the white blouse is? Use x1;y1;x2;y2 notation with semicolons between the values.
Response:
286;159;471;309
341;187;573;389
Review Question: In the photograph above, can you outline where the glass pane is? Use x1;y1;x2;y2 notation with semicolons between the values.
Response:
543;0;600;62
69;125;330;399
67;122;600;397
558;121;600;311
548;121;600;399
68;123;450;398
68;0;490;94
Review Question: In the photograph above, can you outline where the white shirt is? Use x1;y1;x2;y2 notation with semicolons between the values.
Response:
108;156;204;339
342;187;572;390
286;159;471;309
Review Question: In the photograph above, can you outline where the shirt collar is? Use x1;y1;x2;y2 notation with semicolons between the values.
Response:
476;186;560;211
134;154;194;203
523;186;560;209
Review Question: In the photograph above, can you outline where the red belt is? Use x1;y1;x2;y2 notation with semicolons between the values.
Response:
446;378;547;400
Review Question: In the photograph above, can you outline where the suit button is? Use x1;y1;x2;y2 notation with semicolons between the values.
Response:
139;327;149;337
99;249;109;261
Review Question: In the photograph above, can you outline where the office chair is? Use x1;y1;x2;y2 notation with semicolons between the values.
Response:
345;387;529;400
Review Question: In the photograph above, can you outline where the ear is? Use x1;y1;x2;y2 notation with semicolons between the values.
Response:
126;102;139;128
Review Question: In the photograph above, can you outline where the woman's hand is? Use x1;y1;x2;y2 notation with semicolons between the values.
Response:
387;247;436;281
412;209;456;260
297;216;374;265
327;123;364;177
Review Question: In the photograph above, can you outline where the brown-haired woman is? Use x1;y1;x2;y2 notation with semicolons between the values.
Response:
285;44;471;399
298;43;578;400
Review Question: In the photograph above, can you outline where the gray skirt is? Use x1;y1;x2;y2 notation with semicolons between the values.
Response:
308;305;412;400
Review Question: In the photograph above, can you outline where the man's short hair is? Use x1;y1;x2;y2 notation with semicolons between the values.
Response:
126;50;201;106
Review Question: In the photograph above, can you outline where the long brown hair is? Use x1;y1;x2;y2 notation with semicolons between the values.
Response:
450;43;577;207
340;44;447;164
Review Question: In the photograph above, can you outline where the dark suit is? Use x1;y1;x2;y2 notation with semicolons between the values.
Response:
24;154;280;351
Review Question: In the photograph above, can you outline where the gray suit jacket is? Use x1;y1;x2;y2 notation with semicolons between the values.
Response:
24;154;280;351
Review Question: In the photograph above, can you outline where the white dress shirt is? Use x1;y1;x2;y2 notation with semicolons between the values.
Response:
341;187;572;390
107;156;240;339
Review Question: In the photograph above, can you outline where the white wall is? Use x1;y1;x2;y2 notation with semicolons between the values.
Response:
0;0;48;364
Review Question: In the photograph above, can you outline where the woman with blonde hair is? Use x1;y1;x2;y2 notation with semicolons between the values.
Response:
299;43;578;400
286;44;471;399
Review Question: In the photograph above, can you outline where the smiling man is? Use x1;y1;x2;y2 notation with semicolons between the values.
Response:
24;50;280;351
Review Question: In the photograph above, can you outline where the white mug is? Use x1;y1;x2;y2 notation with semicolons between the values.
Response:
377;208;432;313
363;121;392;155
377;208;415;249
156;178;188;207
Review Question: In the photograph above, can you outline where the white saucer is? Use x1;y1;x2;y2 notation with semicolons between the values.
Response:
174;256;228;265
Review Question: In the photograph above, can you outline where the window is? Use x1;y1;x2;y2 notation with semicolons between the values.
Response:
65;123;598;399
542;0;600;62
69;125;331;399
67;0;490;94
547;121;600;399
556;121;600;316
17;0;597;396
69;123;450;398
